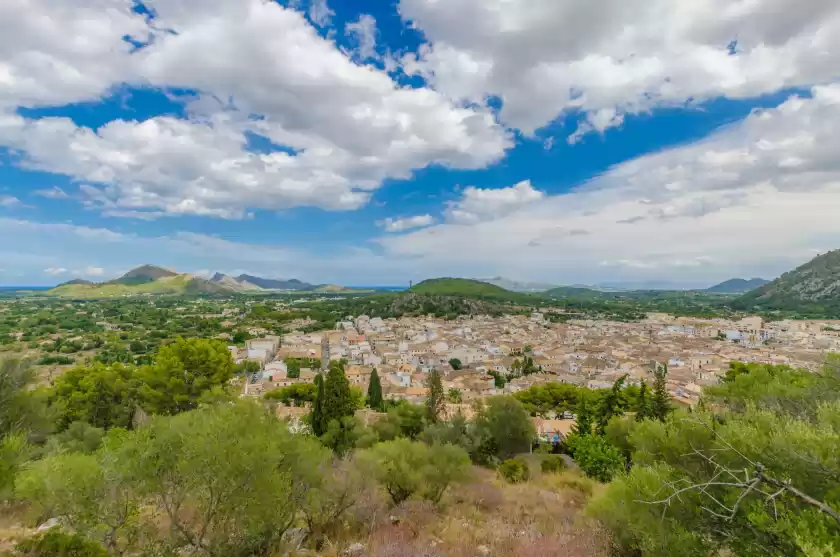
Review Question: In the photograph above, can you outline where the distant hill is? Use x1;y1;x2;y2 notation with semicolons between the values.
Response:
108;264;178;286
48;265;230;299
734;250;840;316
411;278;512;296
479;277;558;292
56;279;95;287
543;285;608;299
706;278;770;294
235;274;315;291
210;273;263;292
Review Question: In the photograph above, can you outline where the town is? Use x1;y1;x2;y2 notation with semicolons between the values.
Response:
236;310;840;407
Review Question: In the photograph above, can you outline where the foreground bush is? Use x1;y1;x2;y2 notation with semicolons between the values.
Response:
498;457;530;483
567;435;625;483
15;529;108;557
540;454;566;474
358;438;472;505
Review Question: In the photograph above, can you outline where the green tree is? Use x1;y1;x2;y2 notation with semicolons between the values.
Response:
448;358;462;370
650;363;672;422
635;380;652;422
498;457;530;483
321;361;355;429
51;363;136;431
312;373;326;437
136;338;234;416
367;368;384;411
571;392;594;437
425;368;445;424
447;388;463;404
118;402;324;556
589;360;840;557
596;374;628;435
473;396;536;462
1;358;52;441
264;383;317;407
566;434;625;482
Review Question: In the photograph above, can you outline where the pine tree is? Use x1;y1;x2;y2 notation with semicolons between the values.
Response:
367;368;383;411
635;380;652;422
321;360;354;428
650;363;673;422
596;374;628;435
572;393;594;437
425;368;445;423
312;373;326;436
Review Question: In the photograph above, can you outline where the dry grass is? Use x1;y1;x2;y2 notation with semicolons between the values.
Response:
357;467;612;557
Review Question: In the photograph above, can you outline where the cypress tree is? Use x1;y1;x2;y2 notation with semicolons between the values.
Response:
425;367;445;423
572;393;593;437
312;373;326;436
596;374;628;435
635;380;652;422
651;363;673;422
322;360;354;428
367;368;383;411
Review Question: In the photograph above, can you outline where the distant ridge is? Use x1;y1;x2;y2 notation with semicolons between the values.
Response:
235;274;315;291
108;264;178;286
57;279;95;287
706;277;770;294
479;276;557;292
48;265;228;299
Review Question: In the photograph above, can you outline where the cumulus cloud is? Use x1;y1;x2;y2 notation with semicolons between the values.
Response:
377;214;435;232
399;0;840;137
308;0;334;27
377;86;840;285
445;180;544;224
83;267;105;277
0;0;510;218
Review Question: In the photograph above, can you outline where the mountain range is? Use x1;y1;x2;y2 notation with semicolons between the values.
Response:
705;277;771;294
49;265;355;298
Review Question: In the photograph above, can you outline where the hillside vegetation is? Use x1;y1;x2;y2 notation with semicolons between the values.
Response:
48;274;228;299
734;249;840;317
706;277;770;294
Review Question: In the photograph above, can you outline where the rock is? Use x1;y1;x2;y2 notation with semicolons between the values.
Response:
476;544;490;556
36;518;60;532
283;527;308;549
342;542;366;557
389;515;400;525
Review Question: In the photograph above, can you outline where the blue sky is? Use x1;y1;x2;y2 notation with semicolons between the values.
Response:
1;0;839;287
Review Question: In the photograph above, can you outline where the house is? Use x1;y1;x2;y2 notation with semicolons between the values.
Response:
533;419;576;443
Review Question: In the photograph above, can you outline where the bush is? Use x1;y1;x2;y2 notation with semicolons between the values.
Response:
498;457;530;483
567;435;625;483
15;529;108;557
540;454;566;474
358;439;472;505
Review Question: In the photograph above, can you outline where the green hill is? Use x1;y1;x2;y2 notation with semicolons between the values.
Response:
543;285;607;299
734;250;840;317
410;278;513;297
108;264;178;286
48;273;231;299
706;278;770;294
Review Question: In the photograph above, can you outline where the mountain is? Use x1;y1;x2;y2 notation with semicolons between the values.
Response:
410;278;512;296
479;277;558;292
544;285;608;299
108;265;178;286
210;273;263;292
734;250;840;316
57;279;95;287
706;278;770;294
48;266;231;299
235;274;315;291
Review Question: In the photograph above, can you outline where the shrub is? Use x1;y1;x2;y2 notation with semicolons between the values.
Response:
15;530;108;557
540;455;566;474
567;435;625;483
498;457;530;483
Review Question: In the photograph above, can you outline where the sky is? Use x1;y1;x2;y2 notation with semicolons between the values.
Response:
1;0;840;288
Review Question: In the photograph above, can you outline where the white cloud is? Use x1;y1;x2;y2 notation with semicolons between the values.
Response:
0;196;22;208
0;0;510;218
44;267;67;276
83;267;105;277
377;86;840;285
345;15;378;60
445;180;544;224
399;0;840;137
377;214;435;232
33;186;69;199
308;0;334;27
